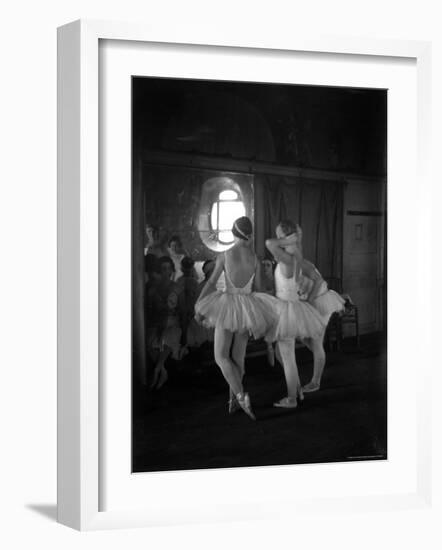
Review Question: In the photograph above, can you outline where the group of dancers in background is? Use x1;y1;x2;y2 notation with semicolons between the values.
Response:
144;217;345;419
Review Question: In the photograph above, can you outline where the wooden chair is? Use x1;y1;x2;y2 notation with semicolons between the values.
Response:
323;278;360;351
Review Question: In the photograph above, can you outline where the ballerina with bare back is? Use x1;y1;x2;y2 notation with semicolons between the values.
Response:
194;216;278;420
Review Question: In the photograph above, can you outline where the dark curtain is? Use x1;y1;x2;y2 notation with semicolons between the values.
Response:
255;174;343;280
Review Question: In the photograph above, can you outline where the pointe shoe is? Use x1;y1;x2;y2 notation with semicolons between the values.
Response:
302;381;320;393
236;392;256;420
228;397;241;414
273;396;298;409
228;389;241;414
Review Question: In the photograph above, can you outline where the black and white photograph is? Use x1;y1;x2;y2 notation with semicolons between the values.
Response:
131;76;387;473
4;0;439;542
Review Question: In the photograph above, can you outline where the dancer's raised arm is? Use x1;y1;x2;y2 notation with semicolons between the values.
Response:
265;230;301;265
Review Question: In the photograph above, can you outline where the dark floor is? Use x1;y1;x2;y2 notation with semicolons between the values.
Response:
132;333;387;472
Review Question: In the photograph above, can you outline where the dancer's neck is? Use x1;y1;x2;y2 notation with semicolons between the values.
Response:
235;238;251;248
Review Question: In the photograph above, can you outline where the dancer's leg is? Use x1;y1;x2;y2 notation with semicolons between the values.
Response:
230;331;256;419
228;331;252;414
276;339;302;399
275;343;282;365
214;327;243;396
231;331;249;380
303;328;326;392
150;348;171;389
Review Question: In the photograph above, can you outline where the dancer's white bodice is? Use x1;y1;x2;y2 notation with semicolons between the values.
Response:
274;264;299;302
224;269;255;295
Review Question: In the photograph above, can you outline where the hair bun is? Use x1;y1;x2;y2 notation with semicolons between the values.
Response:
232;216;253;241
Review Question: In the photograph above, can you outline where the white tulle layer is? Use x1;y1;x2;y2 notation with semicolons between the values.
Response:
313;290;346;321
195;291;279;339
266;299;326;342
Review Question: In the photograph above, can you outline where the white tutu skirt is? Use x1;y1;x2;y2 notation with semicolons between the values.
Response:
195;291;279;339
266;299;326;342
312;290;345;324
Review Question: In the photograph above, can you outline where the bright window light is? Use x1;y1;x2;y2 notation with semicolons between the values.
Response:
219;189;238;201
210;190;246;245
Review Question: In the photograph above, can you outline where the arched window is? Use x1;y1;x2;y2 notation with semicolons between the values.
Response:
197;176;251;253
210;189;246;246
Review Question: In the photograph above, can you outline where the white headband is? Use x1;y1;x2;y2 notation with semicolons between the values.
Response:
233;221;250;240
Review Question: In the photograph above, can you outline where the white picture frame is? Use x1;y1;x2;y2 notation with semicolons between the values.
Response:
57;19;432;531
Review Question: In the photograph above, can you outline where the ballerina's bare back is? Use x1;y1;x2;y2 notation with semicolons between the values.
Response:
224;244;257;288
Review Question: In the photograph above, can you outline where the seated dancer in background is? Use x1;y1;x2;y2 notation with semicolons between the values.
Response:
144;253;161;286
176;256;199;293
144;224;168;257
261;257;276;294
167;235;188;281
146;256;183;390
265;221;325;408
291;234;346;393
175;256;200;351
194;217;278;420
197;259;216;293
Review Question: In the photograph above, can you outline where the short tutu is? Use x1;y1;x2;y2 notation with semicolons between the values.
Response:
195;291;279;339
312;289;345;324
266;299;326;342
